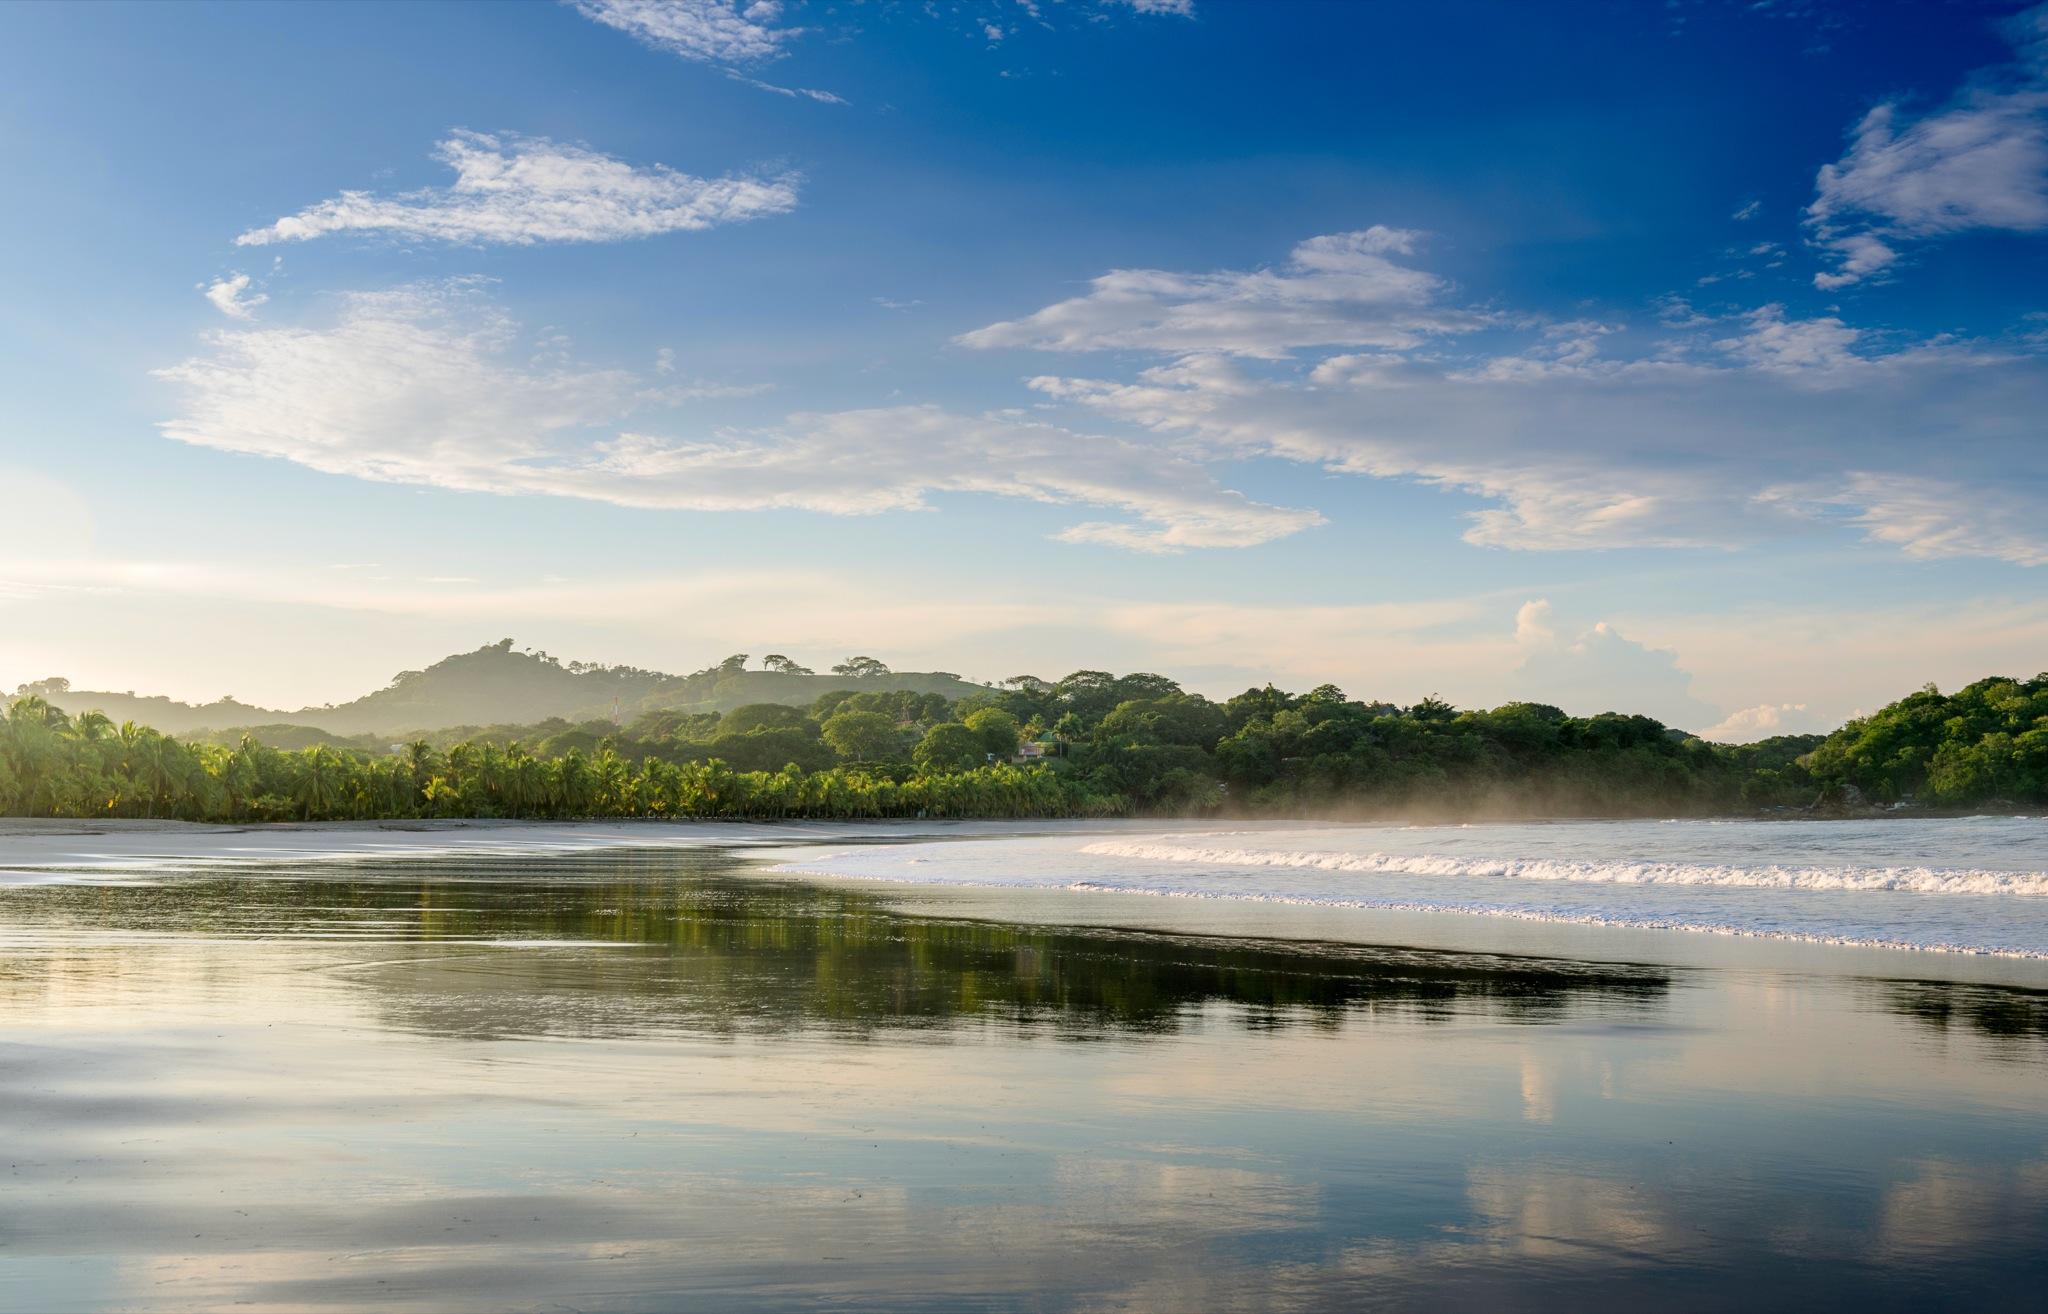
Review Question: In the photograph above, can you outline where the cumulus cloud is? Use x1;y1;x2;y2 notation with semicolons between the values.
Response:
957;227;1489;358
235;131;797;247
201;273;267;319
1510;600;1718;729
1106;0;1195;14
1007;230;2048;560
152;281;1316;554
1697;702;1827;743
1512;599;1556;646
1807;4;2048;287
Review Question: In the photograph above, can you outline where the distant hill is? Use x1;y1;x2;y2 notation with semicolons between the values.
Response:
178;723;385;753
18;641;993;740
635;669;992;718
6;685;281;737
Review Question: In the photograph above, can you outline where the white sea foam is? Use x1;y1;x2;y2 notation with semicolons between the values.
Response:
765;858;2048;959
1052;880;2046;959
768;818;2048;959
1077;840;2048;898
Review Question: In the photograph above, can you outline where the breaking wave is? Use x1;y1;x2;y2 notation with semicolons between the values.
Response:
1078;840;2048;898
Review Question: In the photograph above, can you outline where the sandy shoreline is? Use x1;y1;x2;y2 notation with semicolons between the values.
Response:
0;815;1161;872
0;816;2039;989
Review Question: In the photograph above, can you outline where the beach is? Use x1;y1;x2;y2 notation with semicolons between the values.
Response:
2;818;2044;1311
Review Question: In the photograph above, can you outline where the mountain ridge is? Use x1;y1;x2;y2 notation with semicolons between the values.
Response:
14;641;994;738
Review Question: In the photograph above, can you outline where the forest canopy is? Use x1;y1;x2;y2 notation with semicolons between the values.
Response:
5;665;2042;824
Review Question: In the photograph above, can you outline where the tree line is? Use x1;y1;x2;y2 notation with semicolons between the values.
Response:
3;670;2042;823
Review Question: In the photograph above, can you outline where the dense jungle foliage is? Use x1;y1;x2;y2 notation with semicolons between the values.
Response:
3;669;2041;823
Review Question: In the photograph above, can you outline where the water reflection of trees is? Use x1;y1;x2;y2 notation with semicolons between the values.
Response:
1;850;1671;1041
1880;979;2048;1048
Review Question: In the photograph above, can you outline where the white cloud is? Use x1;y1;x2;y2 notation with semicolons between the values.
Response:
1760;472;2048;567
586;410;1319;551
152;280;1316;554
1807;4;2048;286
1510;600;1718;729
568;0;1180;100
1697;702;1826;743
201;273;267;319
1306;351;1434;388
1731;200;1762;221
235;131;797;247
567;0;794;64
1512;598;1555;646
1713;304;1861;374
1009;231;2048;561
1034;349;1726;552
1450;320;1619;383
1039;343;2042;555
722;71;846;103
958;226;1489;358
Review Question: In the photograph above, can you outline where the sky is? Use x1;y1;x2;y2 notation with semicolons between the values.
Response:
1;0;2045;738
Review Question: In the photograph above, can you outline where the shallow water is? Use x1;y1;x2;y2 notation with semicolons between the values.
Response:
775;816;2048;957
2;833;2045;1311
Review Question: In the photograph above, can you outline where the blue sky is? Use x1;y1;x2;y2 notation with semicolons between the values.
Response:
1;0;2045;736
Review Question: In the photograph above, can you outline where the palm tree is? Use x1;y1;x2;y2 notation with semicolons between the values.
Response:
120;729;194;820
6;697;73;815
555;749;595;816
403;741;439;809
593;748;631;814
293;747;343;820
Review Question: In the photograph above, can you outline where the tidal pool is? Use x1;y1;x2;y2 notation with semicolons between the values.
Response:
2;834;2044;1311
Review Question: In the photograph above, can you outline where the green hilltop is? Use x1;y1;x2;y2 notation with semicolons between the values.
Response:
16;641;992;740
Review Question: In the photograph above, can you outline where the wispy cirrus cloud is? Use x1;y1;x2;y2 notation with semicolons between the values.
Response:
568;0;794;64
566;0;847;101
957;226;1489;358
566;0;1189;101
1760;473;2048;568
1807;3;2048;287
235;130;797;247
153;280;1315;554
